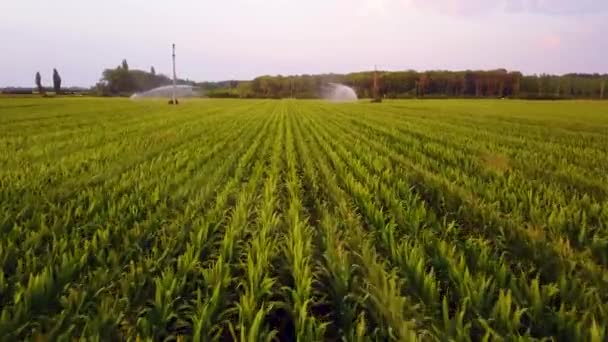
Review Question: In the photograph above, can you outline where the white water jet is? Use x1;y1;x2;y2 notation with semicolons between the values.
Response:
130;85;200;99
321;83;358;102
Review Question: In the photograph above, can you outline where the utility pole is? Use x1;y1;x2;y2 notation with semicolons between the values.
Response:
171;43;178;105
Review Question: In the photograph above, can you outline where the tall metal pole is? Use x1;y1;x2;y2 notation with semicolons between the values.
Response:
373;65;378;99
372;65;382;103
172;43;177;104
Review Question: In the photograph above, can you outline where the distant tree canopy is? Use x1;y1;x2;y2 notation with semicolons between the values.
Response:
200;70;608;100
95;59;194;96
53;68;62;94
92;61;607;99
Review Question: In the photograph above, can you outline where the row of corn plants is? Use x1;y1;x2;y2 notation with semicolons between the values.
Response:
1;98;606;340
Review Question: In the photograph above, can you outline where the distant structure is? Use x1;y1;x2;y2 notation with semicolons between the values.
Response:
169;43;179;105
371;65;382;103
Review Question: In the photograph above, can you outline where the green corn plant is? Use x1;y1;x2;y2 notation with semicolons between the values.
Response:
191;257;231;341
481;290;527;337
435;296;471;342
317;209;359;338
358;242;422;341
81;296;125;340
136;268;184;339
589;319;606;342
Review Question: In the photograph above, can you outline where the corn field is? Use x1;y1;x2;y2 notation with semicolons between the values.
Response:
1;98;607;341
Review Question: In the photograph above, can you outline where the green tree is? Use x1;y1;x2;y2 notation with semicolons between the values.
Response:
53;68;62;94
35;72;44;94
98;59;177;95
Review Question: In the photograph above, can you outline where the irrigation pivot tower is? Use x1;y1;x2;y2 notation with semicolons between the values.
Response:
371;65;382;103
170;43;178;105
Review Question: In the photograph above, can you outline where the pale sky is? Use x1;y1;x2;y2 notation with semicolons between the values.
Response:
1;0;607;87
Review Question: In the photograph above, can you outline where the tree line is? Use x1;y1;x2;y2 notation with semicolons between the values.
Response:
87;61;606;99
14;62;605;99
204;70;607;99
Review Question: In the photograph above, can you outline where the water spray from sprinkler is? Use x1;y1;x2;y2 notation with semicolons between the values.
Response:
130;85;199;99
321;83;358;102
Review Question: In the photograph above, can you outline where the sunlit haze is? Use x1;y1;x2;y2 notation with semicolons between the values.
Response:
2;0;607;87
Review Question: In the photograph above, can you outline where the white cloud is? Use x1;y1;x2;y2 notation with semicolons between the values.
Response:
404;0;608;15
514;0;608;14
